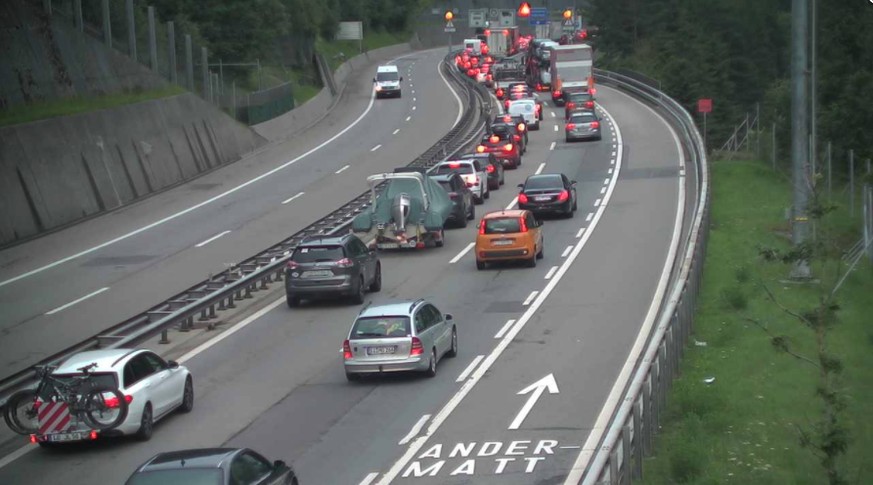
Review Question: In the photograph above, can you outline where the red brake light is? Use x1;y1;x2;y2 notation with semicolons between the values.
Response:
536;83;542;91
449;162;461;168
590;88;597;95
535;104;541;112
567;102;576;110
343;340;352;359
591;121;600;129
490;135;500;143
585;101;594;108
558;190;570;202
487;74;492;81
504;143;514;151
484;29;490;36
496;88;504;97
486;164;495;173
517;123;526;132
479;220;486;235
518;193;529;204
410;337;424;356
504;100;510;109
337;258;353;268
519;216;528;232
89;430;98;440
566;123;576;130
513;134;520;142
553;90;561;97
29;434;37;444
105;394;133;408
476;145;486;153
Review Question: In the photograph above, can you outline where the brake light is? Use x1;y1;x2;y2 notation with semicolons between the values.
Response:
336;258;354;268
105;394;133;408
496;88;504;97
449;162;461;168
503;143;514;151
467;69;476;76
287;260;299;270
513;134;520;142
479;220;486;234
517;123;526;132
343;340;352;359
566;123;576;130
567;102;576;110
591;88;597;95
558;190;570;202
486;164;495;173
490;135;500;143
464;62;471;69
476;145;486;153
29;434;37;444
484;29;490;36
591;121;600;129
585;101;594;108
504;100;510;109
536;83;542;91
518;193;529;204
553;90;561;97
519;216;528;232
487;74;492;81
89;430;98;440
410;337;424;356
535;104;541;112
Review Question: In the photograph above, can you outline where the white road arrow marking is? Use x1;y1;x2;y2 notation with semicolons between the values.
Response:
509;374;559;430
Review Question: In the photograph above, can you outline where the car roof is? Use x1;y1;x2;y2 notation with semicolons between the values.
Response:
55;349;142;374
358;300;424;318
483;209;526;219
526;173;563;183
377;65;398;72
139;448;241;471
437;160;474;166
299;234;351;246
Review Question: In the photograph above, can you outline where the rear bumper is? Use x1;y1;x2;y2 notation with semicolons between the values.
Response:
567;130;601;140
478;247;533;260
285;276;353;295
344;357;427;374
519;202;572;214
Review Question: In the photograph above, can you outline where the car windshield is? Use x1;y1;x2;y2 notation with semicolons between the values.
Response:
569;113;598;124
484;218;521;234
292;246;345;263
433;164;474;175
125;469;222;485
525;175;563;190
351;317;411;338
376;72;399;82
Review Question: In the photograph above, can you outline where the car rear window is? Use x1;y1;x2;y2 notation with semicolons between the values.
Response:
484;218;521;234
569;113;598;124
48;372;118;396
351;317;412;338
524;175;563;190
125;469;222;485
292;246;345;263
433;164;474;175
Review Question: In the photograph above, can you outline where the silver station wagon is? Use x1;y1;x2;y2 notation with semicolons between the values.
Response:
342;299;457;381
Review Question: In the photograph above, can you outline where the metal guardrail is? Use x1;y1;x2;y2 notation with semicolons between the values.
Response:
575;69;711;484
0;52;492;408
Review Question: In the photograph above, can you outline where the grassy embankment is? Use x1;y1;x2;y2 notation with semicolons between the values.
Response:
641;159;873;484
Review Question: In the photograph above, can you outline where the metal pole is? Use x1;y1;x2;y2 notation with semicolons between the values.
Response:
809;135;815;180
827;141;832;198
756;103;761;156
167;22;177;84
185;35;193;90
790;0;809;247
219;59;223;95
810;0;817;185
772;122;777;171
74;0;83;31
232;81;236;120
202;47;209;100
148;7;157;72
101;0;112;48
126;0;136;61
850;149;855;218
257;59;262;91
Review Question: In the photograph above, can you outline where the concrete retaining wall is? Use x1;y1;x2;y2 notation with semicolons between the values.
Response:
0;93;265;245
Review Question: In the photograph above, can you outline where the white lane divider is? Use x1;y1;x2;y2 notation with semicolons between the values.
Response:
336;165;351;174
550;111;556;118
195;230;232;248
45;287;109;315
594;198;602;207
398;414;431;445
412;106;417;111
600;186;607;194
553;125;558;132
544;266;559;280
413;97;417;102
535;162;546;175
504;197;518;210
370;145;382;152
393;129;400;135
449;242;475;264
561;245;573;258
522;290;539;306
406;116;411;121
608;168;614;174
576;227;586;238
455;355;485;382
281;192;305;205
359;472;380;485
494;319;516;339
549;141;556;151
603;178;610;185
586;212;594;222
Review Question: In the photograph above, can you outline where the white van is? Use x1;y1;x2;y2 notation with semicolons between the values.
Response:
463;38;482;56
374;65;402;98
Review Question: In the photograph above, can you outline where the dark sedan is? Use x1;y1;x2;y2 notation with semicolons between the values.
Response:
459;152;505;190
563;91;596;119
126;448;298;485
477;134;522;168
517;173;578;218
489;121;527;155
431;173;475;227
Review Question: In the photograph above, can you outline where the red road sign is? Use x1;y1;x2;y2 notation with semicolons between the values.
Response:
698;98;713;113
39;401;71;435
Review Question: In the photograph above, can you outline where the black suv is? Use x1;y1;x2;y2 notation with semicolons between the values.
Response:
285;234;381;307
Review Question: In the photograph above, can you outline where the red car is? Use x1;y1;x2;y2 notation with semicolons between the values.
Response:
476;134;522;169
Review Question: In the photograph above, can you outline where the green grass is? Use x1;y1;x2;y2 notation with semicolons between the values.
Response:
0;85;185;127
316;30;411;72
640;159;873;484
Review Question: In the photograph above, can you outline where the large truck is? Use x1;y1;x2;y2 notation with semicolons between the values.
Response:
492;60;525;99
549;44;594;105
486;26;519;58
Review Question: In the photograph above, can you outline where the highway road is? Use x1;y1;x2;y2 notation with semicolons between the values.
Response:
0;71;688;484
0;48;462;378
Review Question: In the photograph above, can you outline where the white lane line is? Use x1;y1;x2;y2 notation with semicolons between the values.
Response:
0;445;31;473
406;116;411;121
398;414;431;445
576;227;586;238
561;245;573;257
522;290;539;306
549;141;556;151
504;197;518;210
600;186;607;194
412;106;417;111
610;159;615;166
336;164;351;173
494;319;516;339
594;198;602;206
535;162;546;175
45;287;109;315
392;129;400;135
370;145;382;152
412;90;415;94
586;212;594;222
195;230;232;248
281;192;305;204
374;102;625;485
359;472;380;485
449;242;475;264
0;52;421;290
603;178;610;185
553;125;558;132
550;111;556;118
455;355;485;382
608;168;614;174
413;97;417;102
544;266;559;280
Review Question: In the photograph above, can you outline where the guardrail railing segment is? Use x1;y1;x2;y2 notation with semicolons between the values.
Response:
0;53;492;408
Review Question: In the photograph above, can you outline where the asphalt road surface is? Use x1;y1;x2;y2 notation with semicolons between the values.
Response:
0;75;687;485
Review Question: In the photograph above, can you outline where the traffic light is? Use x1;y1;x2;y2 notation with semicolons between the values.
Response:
444;10;454;22
517;2;531;18
562;8;573;20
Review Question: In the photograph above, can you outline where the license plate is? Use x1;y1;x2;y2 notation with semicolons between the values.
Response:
493;240;513;246
535;196;552;201
379;243;400;249
367;346;396;355
48;431;89;442
302;270;332;278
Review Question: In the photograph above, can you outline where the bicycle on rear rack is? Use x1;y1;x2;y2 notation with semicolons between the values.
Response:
3;362;129;436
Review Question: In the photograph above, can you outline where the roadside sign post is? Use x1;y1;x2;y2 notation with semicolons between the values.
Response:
698;98;713;152
444;11;456;53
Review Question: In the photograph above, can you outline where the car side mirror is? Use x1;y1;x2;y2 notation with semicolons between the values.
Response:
445;313;454;321
517;183;524;189
168;360;179;369
571;180;577;186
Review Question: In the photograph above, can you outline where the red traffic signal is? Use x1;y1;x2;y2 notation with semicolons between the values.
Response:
517;2;531;18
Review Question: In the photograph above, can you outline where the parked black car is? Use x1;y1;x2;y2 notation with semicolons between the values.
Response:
431;173;475;227
517;173;578;218
285;234;381;307
125;448;298;485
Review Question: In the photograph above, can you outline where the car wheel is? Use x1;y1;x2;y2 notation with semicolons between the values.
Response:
565;136;570;143
500;170;505;185
424;349;437;378
369;263;382;292
468;204;475;220
517;157;522;167
286;293;300;308
474;195;483;205
526;254;537;268
135;403;154;441
458;211;468;228
435;229;445;248
476;259;486;270
345;372;360;382
446;327;458;357
179;377;194;413
351;276;365;304
573;199;578;211
484;188;490;199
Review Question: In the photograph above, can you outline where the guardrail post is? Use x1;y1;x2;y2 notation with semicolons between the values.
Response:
642;377;653;456
159;329;170;344
632;400;643;479
621;425;632;484
208;304;216;319
244;284;253;299
226;294;236;309
259;276;269;290
199;308;209;321
608;448;619;484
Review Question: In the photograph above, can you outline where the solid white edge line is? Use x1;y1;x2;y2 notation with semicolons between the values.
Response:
373;102;624;485
0;445;32;472
455;355;484;382
535;162;546;175
0;51;422;290
195;230;232;248
504;197;518;210
398;414;432;445
564;84;686;485
281;192;305;204
544;266;559;280
336;165;351;174
522;290;539;306
358;472;380;485
561;245;573;258
494;319;516;339
449;242;475;264
45;287;109;315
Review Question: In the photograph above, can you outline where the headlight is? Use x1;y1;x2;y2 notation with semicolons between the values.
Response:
375;85;382;91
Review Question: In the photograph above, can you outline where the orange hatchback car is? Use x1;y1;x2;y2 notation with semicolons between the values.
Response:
475;210;544;269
